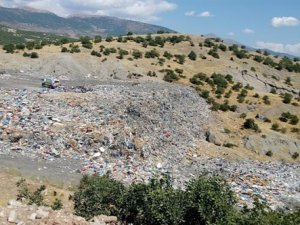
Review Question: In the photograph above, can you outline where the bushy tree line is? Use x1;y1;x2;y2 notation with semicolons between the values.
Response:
73;174;300;225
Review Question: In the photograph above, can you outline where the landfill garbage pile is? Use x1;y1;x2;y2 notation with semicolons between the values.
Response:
0;81;299;210
0;81;209;183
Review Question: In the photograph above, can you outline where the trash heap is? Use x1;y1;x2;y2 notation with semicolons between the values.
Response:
0;82;209;184
0;81;299;209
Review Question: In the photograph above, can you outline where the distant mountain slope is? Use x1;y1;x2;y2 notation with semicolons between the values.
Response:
0;24;77;45
0;6;175;37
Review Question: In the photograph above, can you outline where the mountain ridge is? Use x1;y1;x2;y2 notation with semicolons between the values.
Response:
0;6;176;38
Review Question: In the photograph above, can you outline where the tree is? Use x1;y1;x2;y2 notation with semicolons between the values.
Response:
3;44;15;53
74;175;126;220
282;93;293;104
243;118;260;132
188;51;197;61
30;52;39;58
94;35;102;43
185;174;237;225
132;50;143;59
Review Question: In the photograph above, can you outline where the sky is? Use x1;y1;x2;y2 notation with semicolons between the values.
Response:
0;0;299;56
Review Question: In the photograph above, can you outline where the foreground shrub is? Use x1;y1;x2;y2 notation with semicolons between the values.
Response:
73;174;300;225
121;176;186;225
73;175;125;220
243;118;260;132
185;174;237;225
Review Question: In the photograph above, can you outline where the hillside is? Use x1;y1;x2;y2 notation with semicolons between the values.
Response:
0;24;77;45
0;33;299;212
0;6;175;38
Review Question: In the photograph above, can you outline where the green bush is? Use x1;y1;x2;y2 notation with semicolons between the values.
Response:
188;51;197;61
3;44;15;53
73;175;126;220
16;179;45;206
174;54;186;64
190;73;207;85
163;70;179;82
51;198;63;210
30;52;39;58
121;176;186;225
145;49;160;58
282;93;293;104
262;95;271;105
71;174;300;225
185;174;237;225
163;51;173;60
271;123;280;131
243;118;260;132
132;50;143;59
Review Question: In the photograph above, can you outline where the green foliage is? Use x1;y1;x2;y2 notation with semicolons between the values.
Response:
121;176;186;225
163;70;179;82
163;51;173;60
218;44;227;52
223;143;238;148
51;198;63;210
211;73;228;89
117;48;129;59
225;74;233;83
262;95;271;105
200;90;210;99
174;54;186;64
94;35;102;43
105;36;113;42
280;112;299;125
185;174;237;225
190;73;207;85
282;93;293;104
188;51;197;61
132;50;143;59
16;179;46;206
204;38;215;48
243;118;260;132
3;43;15;53
271;123;280;131
292;152;299;159
30;52;39;58
234;49;248;59
265;150;273;157
73;175;126;220
232;82;243;91
253;55;264;63
145;49;160;58
208;48;220;59
61;47;68;52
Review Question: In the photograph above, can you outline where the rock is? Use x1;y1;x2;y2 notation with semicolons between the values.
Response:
0;209;5;218
36;208;49;219
93;215;118;223
244;134;300;155
8;210;17;223
8;200;22;207
205;130;221;146
28;213;37;221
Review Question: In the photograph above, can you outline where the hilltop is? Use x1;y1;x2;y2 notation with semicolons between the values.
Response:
0;33;299;212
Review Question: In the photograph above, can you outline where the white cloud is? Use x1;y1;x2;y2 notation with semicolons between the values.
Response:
256;41;300;56
272;17;299;27
242;28;255;34
185;11;195;16
228;32;235;36
0;0;177;21
198;11;213;17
